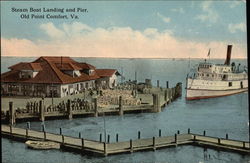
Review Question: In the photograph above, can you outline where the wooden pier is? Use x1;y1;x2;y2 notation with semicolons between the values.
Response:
2;125;249;156
2;82;182;124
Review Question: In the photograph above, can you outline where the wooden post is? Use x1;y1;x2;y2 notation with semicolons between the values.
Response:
27;122;30;129
107;135;110;143
166;81;169;88
62;135;64;144
159;129;161;137
188;128;190;134
42;124;45;132
104;142;107;156
39;100;45;121
81;138;84;149
119;96;123;116
44;131;46;140
10;125;12;134
194;135;196;141
138;131;141;139
243;142;246;148
226;133;228;139
203;130;206;136
153;137;156;151
177;130;180;134
130;139;133;153
218;138;221;144
164;90;168;101
9;101;15;125
100;133;102;142
60;128;62;135
175;134;177;144
79;132;81;138
67;100;72;119
116;134;119;142
153;94;161;112
94;98;98;117
26;128;28;139
157;80;159;88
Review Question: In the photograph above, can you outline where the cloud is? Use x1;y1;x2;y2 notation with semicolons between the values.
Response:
1;22;247;59
157;12;171;23
171;7;184;14
228;23;246;33
196;1;219;23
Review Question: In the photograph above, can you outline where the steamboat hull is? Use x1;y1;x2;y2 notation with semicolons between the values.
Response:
186;88;248;100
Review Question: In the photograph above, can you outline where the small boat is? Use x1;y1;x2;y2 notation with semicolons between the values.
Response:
25;140;60;150
186;45;248;100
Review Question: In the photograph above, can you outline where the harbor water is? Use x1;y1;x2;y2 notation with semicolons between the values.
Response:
1;57;249;163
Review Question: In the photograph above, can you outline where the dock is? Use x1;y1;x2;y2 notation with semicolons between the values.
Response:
2;82;182;124
2;125;249;156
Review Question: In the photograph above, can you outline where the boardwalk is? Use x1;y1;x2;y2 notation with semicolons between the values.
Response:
2;125;249;156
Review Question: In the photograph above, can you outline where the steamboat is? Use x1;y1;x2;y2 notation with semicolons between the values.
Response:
186;45;248;100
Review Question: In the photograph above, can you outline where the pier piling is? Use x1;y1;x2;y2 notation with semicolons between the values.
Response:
166;81;169;88
39;100;45;121
26;128;28;139
175;134;177;144
177;130;180;134
157;80;159;88
159;129;161;137
67;100;72;119
60;128;62;135
81;138;84;149
116;134;119;142
226;134;228;139
26;122;30;129
62;135;64;144
130;139;133;153
203;130;206;136
9;102;15;125
79;132;81;138
138;131;141;139
94;98;98;117
100;133;102;142
188;128;190;134
153;137;156;151
107;135;110;143
119;96;123;116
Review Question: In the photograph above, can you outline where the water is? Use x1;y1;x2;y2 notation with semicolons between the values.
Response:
1;57;249;163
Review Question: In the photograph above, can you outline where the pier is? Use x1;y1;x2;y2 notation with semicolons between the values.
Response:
1;82;182;124
2;125;249;156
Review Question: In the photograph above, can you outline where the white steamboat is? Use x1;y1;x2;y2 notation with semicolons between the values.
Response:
186;45;248;100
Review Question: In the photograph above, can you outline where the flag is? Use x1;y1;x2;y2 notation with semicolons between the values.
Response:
207;49;211;57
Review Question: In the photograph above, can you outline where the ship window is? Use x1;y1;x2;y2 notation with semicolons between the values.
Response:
228;82;232;87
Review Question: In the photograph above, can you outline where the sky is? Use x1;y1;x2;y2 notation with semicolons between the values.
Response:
0;0;247;58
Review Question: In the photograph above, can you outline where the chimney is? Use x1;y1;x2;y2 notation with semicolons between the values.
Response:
224;45;232;65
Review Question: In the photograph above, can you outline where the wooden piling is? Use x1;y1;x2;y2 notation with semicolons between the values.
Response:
119;96;123;116
188;128;190;134
26;122;30;129
159;129;161;137
26;128;28;139
226;134;228;139
175;134;177;144
94;98;98;117
44;131;46;140
67;100;72;119
153;94;161;112
60;128;62;135
153;136;156;151
107;135;110;143
116;134;119;142
104;142;107;156
130;139;133;153
81;138;84;149
62;135;64;144
9;102;15;125
79;132;81;138
100;133;102;142
157;80;159;88
39;100;45;121
203;130;206;136
138;131;141;139
218;138;221;144
166;81;169;88
177;130;180;134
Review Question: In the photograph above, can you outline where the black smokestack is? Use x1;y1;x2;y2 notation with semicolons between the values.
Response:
224;45;232;65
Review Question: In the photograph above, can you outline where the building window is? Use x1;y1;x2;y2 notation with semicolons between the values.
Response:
228;82;232;87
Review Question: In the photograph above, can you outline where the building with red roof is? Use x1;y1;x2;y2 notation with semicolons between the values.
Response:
1;56;120;97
